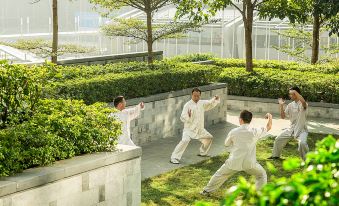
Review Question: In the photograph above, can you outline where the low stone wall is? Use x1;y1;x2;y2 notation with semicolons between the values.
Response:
120;83;228;146
0;145;141;206
227;95;339;120
19;51;163;66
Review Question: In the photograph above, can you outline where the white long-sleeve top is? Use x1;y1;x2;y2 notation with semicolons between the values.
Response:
224;124;267;171
180;98;220;139
284;101;308;137
110;104;144;146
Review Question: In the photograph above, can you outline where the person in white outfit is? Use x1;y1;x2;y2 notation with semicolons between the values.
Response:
170;87;220;164
268;86;309;161
110;96;144;146
200;110;272;195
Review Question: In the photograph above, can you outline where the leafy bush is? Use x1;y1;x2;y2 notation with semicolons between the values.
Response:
219;67;339;103
215;135;338;206
166;53;215;63
51;61;173;82
44;62;220;104
0;39;95;58
0;99;121;176
214;58;339;74
0;61;55;128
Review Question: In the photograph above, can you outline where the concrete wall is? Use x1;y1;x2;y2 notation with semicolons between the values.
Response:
227;95;339;120
0;145;141;206
19;51;163;66
121;83;228;146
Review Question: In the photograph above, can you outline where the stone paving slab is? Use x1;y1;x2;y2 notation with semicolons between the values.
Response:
141;111;339;180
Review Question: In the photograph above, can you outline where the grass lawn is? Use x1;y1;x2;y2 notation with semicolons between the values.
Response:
141;133;338;206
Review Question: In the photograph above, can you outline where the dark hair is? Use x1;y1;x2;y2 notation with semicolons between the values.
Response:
289;86;301;94
240;110;253;123
192;87;201;94
113;96;125;107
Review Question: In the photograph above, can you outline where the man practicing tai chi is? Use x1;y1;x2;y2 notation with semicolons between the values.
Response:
170;87;220;164
201;110;272;195
268;86;309;160
110;96;144;146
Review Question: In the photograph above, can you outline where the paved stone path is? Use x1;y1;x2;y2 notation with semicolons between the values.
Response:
141;110;339;180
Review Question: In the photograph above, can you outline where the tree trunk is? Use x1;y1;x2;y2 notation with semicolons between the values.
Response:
145;10;153;64
51;0;58;64
311;13;320;64
243;0;254;72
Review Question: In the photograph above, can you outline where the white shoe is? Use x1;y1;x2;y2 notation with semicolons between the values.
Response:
170;158;180;164
199;190;210;196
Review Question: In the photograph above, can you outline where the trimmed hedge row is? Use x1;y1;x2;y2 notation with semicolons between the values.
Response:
214;58;339;74
0;99;121;176
167;53;339;74
165;53;215;63
44;63;220;104
52;61;162;82
219;67;339;103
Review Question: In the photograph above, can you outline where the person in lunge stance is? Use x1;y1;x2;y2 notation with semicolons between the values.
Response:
268;86;309;161
201;110;272;195
110;96;144;146
170;87;220;164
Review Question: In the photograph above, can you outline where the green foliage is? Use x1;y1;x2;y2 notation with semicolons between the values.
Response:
0;99;121;176
259;0;339;36
0;61;55;128
219;67;339;103
50;61;155;82
214;58;339;74
166;53;215;63
44;62;220;104
102;18;206;44
271;27;339;63
219;135;339;206
0;39;95;58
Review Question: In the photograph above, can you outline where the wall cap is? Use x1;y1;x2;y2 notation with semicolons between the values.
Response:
0;145;141;197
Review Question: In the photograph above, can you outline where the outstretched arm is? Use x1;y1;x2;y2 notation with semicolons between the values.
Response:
292;90;307;110
265;113;273;132
127;102;144;120
203;95;220;111
278;98;286;119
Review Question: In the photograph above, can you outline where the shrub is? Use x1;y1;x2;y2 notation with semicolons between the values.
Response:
0;61;55;128
0;99;121;176
214;58;339;74
51;61;159;82
166;53;216;63
216;135;338;206
44;62;220;104
219;68;339;103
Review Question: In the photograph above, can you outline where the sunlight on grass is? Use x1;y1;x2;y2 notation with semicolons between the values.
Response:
141;133;338;206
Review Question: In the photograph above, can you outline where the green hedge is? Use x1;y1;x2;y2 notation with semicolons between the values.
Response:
219;68;339;103
51;61;161;82
166;53;215;63
0;99;121;176
167;53;339;74
214;58;339;74
44;62;220;104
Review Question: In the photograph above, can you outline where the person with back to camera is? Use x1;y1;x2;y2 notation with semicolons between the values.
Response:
200;110;272;195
